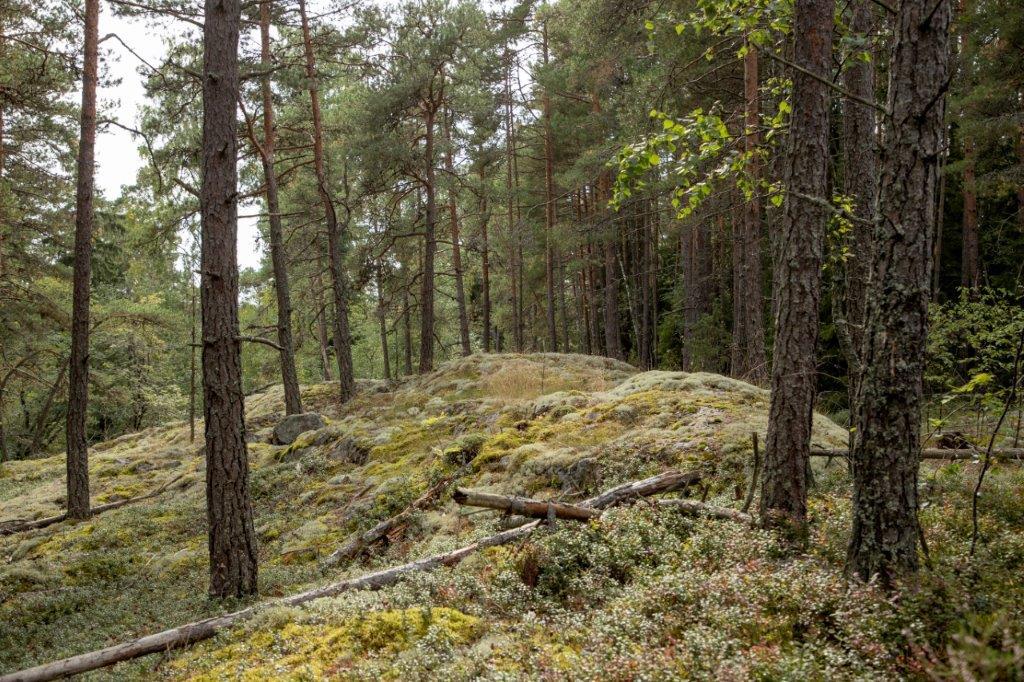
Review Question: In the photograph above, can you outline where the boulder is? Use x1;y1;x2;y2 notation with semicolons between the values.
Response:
272;413;326;445
327;437;371;465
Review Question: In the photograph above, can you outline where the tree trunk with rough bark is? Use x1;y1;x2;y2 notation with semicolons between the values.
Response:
847;0;950;585
201;0;258;599
66;0;100;520
259;0;302;415
760;0;832;538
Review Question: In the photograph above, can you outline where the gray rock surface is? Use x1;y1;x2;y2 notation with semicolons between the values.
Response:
272;413;326;445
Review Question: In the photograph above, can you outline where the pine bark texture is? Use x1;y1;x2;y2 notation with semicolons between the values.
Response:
259;0;303;415
66;0;100;520
201;0;258;599
760;0;832;535
847;0;950;584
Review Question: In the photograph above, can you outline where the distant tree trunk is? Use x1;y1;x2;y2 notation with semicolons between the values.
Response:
313;251;333;382
30;361;68;456
591;98;622;360
402;284;413;374
559;253;570;352
1018;123;1024;233
375;264;391;380
66;0;100;520
542;22;558;352
189;274;197;444
847;0;950;585
730;208;746;375
838;0;878;393
933;130;947;300
742;42;767;383
588;244;603;354
640;201;656;368
258;0;302;415
479;167;492;353
504;50;522;352
760;0;832;538
201;0;258;599
0;31;5;282
683;220;710;370
419;103;438;373
960;135;979;290
443;104;470;356
299;0;354;401
602;237;622;359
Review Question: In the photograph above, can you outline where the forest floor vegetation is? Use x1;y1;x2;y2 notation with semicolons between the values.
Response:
1;353;1021;679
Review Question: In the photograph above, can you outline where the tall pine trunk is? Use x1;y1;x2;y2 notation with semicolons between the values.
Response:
419;104;438;372
847;0;950;585
201;0;258;598
258;0;302;415
299;0;354;401
66;0;99;520
760;0;832;538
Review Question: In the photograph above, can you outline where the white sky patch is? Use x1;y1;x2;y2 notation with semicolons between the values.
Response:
96;8;262;270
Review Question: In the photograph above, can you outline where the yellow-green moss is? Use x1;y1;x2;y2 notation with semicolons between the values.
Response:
170;607;483;680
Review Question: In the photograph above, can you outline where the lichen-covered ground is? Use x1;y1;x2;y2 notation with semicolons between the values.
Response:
1;353;1022;679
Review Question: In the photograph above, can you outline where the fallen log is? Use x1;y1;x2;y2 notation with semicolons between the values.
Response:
0;469;697;682
452;489;600;521
809;448;1024;461
0;473;187;537
322;475;455;567
656;499;754;525
584;469;701;508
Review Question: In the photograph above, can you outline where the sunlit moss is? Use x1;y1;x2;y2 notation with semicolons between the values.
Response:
170;607;483;680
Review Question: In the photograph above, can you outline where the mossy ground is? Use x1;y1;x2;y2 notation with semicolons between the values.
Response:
1;353;1021;679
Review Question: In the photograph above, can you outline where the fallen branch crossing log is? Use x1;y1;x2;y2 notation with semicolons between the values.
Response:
453;489;600;521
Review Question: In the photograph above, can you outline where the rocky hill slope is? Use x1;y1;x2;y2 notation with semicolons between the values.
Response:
1;354;1021;679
